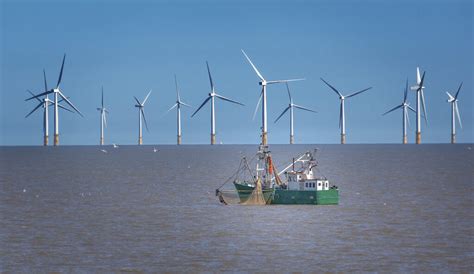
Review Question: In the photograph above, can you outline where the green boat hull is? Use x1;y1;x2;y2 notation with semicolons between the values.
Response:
233;181;339;205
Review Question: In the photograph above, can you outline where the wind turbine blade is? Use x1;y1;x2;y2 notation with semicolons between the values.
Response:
405;109;411;129
416;67;421;84
191;96;211;117
180;101;192;108
274;106;290;123
347;87;372;98
420;89;427;124
25;90;53;101
142;90;152;105
215;94;245;106
455;102;462;129
206;61;215;91
446;92;454;101
404;78;408;103
285;83;292;102
43;69;48;92
293;104;317;113
267;78;305;84
167;103;178;113
382;104;403;116
27;90;42;103
241;49;264;81
57;103;74;113
101;87;104;108
56;53;66;88
174;74;180;101
408;105;416;113
133;96;141;105
141;108;149;132
320;78;343;97
59;91;83;117
252;91;263;121
25;102;43;118
418;71;426;91
454;82;463;100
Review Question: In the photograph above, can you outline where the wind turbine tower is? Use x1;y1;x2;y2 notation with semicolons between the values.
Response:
410;67;427;144
97;87;108;145
167;75;191;145
382;79;415;144
26;54;83;146
275;83;317;144
320;78;372;144
192;62;244;145
446;82;463;144
241;50;304;145
134;90;151;145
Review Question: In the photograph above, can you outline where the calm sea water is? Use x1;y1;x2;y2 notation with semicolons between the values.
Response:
1;144;473;272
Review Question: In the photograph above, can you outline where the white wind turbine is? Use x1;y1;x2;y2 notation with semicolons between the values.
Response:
241;49;304;145
25;69;72;146
167;75;191;145
446;82;463;144
410;67;427;144
382;79;416;144
134;90;152;145
320;78;372;144
275;83;317;144
26;54;83;146
97;87;109;146
191;61;244;145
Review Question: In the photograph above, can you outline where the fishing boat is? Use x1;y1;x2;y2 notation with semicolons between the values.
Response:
217;145;339;205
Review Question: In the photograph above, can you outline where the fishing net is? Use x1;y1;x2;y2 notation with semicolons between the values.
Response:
240;178;266;205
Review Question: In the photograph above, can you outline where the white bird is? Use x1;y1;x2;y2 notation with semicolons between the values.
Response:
113;144;118;148
153;147;158;152
100;149;107;153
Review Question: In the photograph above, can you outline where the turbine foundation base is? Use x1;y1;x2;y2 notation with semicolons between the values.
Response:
451;134;456;144
211;134;216;145
177;135;182;145
100;137;104;146
44;135;49;146
341;134;346;144
416;132;421;144
403;135;407;144
138;137;143;145
290;135;294;145
54;134;59;146
262;132;268;145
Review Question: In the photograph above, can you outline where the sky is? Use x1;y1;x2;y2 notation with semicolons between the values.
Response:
1;0;472;145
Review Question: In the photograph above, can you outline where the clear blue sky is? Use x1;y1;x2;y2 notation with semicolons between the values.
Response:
1;0;472;145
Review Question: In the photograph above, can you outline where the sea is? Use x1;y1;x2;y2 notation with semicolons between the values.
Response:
1;144;473;272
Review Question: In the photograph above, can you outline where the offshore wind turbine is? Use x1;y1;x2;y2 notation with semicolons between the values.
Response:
446;82;463;144
410;67;427;144
275;83;317;144
382;79;416;144
26;54;83;146
167;75;191;145
134;90;151;145
241;49;304;145
25;69;72;145
97;87;109;145
320;78;372;144
191;61;244;145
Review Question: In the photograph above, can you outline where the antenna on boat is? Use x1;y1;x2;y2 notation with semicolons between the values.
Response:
292;158;295;171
